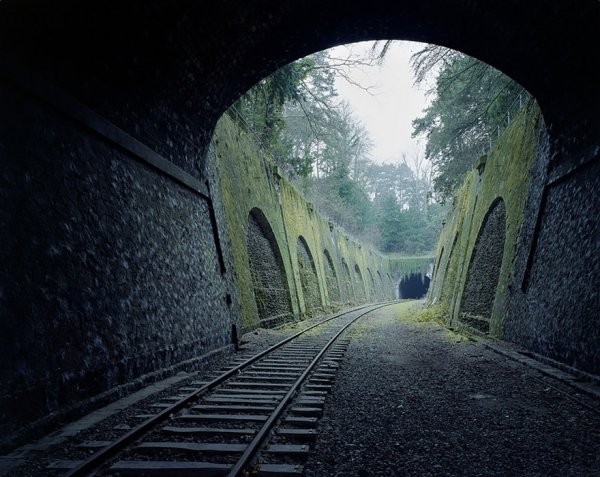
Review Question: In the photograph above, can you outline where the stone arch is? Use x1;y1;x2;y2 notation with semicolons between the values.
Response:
459;198;507;332
323;249;341;306
340;258;354;303
367;268;376;300
354;264;366;303
246;208;293;328
6;1;597;148
297;236;321;315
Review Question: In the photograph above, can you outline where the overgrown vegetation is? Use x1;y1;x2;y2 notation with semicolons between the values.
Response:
410;44;527;200
227;41;528;254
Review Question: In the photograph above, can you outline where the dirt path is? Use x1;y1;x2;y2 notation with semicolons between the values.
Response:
304;301;600;477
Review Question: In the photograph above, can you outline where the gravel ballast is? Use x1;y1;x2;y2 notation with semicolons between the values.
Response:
304;302;600;477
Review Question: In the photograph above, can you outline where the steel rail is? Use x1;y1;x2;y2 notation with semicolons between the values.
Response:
226;302;392;477
63;302;393;477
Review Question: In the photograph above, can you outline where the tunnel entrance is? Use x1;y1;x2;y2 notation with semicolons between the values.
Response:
459;198;506;333
246;209;293;328
398;273;430;299
297;236;322;315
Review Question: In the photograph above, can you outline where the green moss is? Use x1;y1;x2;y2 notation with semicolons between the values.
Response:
427;100;542;337
387;254;434;278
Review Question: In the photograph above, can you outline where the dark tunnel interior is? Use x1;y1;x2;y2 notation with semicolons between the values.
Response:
398;273;430;299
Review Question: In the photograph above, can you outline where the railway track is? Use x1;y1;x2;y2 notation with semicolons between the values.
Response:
48;302;395;477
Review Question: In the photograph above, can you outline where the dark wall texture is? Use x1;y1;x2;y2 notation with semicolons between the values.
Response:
0;83;236;442
246;210;293;327
505;160;600;375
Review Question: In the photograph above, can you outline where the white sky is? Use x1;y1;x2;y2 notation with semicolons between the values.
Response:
329;41;432;168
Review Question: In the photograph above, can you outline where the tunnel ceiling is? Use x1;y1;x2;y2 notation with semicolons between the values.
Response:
1;0;598;159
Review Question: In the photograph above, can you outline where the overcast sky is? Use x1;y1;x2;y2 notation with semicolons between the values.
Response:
329;41;432;168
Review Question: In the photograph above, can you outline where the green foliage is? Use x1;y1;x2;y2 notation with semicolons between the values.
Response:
228;46;448;255
411;46;526;200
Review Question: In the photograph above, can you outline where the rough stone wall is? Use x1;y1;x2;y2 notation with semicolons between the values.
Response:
504;157;600;375
367;269;376;301
0;82;236;441
246;211;293;327
427;100;600;376
459;199;507;332
340;259;354;303
376;271;385;301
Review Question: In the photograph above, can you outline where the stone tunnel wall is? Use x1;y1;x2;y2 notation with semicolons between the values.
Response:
458;198;507;332
0;81;239;443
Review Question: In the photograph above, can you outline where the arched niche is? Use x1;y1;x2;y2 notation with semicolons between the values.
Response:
297;236;322;315
354;264;366;303
246;208;293;327
323;249;341;306
459;198;507;333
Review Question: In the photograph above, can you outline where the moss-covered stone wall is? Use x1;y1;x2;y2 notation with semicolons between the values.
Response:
428;100;543;337
212;114;421;331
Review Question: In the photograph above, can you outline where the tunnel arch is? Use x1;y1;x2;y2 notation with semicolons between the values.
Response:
194;0;598;144
322;249;341;306
5;0;597;163
354;264;367;303
459;198;507;333
296;236;322;315
246;208;293;328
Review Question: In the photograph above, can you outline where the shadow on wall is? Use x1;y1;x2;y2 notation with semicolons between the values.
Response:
458;198;506;333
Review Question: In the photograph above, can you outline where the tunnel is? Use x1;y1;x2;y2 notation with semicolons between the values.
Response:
0;0;599;449
398;273;431;299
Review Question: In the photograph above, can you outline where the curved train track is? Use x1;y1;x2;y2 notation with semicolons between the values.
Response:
49;302;395;477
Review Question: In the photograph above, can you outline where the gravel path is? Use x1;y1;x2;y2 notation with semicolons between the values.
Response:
304;301;600;477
